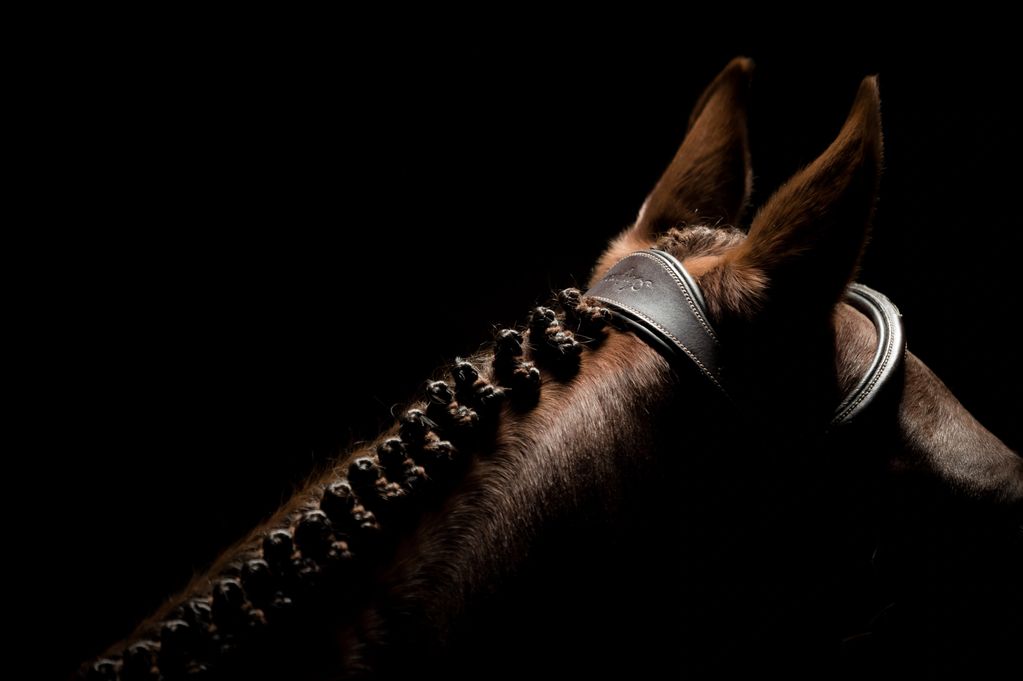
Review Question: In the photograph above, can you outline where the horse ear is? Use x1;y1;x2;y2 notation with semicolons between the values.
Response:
635;57;755;236
720;76;883;317
591;58;755;283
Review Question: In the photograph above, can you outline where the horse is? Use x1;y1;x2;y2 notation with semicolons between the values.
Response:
80;58;1022;680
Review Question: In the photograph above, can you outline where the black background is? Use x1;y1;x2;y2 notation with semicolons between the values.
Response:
35;25;1021;678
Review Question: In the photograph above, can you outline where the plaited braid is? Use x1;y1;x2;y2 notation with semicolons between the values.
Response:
80;289;609;680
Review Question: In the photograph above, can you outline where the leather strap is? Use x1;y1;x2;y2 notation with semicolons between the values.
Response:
830;284;905;426
586;249;726;394
584;249;906;428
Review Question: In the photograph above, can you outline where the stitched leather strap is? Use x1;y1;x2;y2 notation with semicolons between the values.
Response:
586;249;725;394
831;284;905;426
584;249;906;428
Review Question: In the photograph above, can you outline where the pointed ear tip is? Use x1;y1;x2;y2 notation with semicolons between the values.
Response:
687;57;755;130
729;56;755;72
856;76;881;108
849;75;883;131
859;74;881;98
723;56;755;81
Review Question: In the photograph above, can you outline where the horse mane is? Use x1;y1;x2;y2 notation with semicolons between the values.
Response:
81;223;761;679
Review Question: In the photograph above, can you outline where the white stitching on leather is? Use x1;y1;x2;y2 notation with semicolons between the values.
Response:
832;294;898;424
632;251;720;343
589;294;725;392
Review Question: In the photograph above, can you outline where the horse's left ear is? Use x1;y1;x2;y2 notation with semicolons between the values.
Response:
592;58;754;282
636;57;755;236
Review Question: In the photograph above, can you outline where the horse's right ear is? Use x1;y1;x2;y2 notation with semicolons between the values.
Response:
593;57;754;281
716;76;883;320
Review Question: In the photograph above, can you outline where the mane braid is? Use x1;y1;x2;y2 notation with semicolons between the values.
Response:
81;289;610;681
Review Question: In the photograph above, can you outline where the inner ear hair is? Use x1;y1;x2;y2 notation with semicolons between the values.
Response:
725;76;883;314
635;57;755;238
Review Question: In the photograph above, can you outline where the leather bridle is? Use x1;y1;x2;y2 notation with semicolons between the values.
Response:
584;249;906;428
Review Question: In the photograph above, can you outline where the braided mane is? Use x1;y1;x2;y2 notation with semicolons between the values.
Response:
82;289;612;681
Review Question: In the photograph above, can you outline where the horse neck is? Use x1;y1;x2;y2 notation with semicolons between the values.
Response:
895;353;1023;506
344;332;675;672
120;331;676;676
833;306;1022;676
835;302;1021;506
